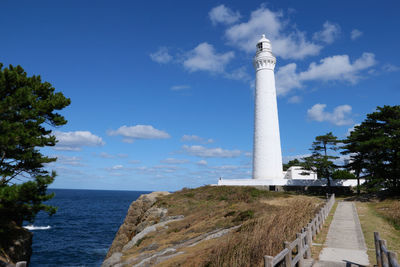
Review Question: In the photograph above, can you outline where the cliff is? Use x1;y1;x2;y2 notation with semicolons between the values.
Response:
103;186;323;267
0;221;32;267
105;191;171;260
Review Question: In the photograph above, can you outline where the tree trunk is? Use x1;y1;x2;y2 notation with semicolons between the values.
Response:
323;143;332;193
327;176;332;194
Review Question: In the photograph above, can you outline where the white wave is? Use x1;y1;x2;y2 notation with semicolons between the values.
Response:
23;225;51;230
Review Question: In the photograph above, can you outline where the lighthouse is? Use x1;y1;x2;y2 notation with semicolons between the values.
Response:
216;36;334;186
252;34;283;180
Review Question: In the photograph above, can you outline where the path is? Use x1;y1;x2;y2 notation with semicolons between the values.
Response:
314;201;369;267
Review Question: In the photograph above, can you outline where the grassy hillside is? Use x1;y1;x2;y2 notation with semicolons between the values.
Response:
371;199;400;228
121;186;324;267
356;199;400;265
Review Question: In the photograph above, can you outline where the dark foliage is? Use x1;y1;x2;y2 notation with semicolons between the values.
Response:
0;63;70;230
342;105;400;194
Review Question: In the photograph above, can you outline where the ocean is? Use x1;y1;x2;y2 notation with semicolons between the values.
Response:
24;189;150;267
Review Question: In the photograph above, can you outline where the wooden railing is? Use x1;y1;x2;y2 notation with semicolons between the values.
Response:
374;232;399;267
264;194;335;267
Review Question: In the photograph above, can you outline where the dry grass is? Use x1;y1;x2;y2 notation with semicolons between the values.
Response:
199;199;319;267
356;201;400;266
370;199;400;228
122;186;324;267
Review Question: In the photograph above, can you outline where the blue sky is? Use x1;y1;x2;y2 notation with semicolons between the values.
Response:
1;1;399;191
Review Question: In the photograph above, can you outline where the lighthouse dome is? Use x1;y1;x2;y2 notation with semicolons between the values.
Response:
256;34;272;53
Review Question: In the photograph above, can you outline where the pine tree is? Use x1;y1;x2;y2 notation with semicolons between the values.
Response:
303;132;339;192
0;63;70;228
342;105;400;193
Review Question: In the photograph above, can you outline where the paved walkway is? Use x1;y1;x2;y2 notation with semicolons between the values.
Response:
316;202;369;267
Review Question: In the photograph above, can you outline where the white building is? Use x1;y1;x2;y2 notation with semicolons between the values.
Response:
217;35;360;188
252;34;283;180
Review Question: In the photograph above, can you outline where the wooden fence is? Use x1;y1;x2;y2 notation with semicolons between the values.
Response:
374;232;399;267
264;194;335;267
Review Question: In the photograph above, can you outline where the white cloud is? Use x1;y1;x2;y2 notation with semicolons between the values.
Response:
282;154;310;163
182;145;241;158
52;166;85;176
183;42;234;73
225;6;322;59
223;66;251;81
196;160;208;166
351;29;363;40
288;95;302;103
105;164;131;174
99;152;114;158
307;104;353;126
153;165;181;171
181;134;214;144
382;63;400;72
209;5;241;25
299;53;376;82
313;21;341;44
150;47;172;64
275;63;302;95
160;158;189;164
170;85;190;91
346;124;360;136
108;125;170;143
129;160;141;164
56;155;83;166
54;131;104;151
111;165;124;170
134;165;182;175
99;152;128;158
244;151;252;157
275;53;376;95
212;165;240;170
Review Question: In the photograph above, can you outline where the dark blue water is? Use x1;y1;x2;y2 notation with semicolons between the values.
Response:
25;189;150;267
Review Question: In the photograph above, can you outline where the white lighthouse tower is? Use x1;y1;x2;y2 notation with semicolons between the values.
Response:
252;34;283;180
216;36;348;187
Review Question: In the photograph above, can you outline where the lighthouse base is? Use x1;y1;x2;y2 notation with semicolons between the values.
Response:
216;178;361;187
215;166;362;187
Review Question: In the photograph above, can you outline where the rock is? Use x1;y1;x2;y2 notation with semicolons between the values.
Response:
122;216;184;252
0;222;32;266
102;252;122;267
139;243;159;252
105;191;170;259
122;225;239;266
135;207;168;233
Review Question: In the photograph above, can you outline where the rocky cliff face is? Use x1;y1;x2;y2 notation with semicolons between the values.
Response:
102;186;322;267
0;222;32;267
103;191;171;266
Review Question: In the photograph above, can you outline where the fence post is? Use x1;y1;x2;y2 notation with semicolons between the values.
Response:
374;232;382;267
296;233;304;267
264;255;274;267
388;251;398;267
284;241;292;267
320;211;324;229
321;207;325;221
380;239;388;266
306;224;312;259
312;219;317;238
317;212;322;232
